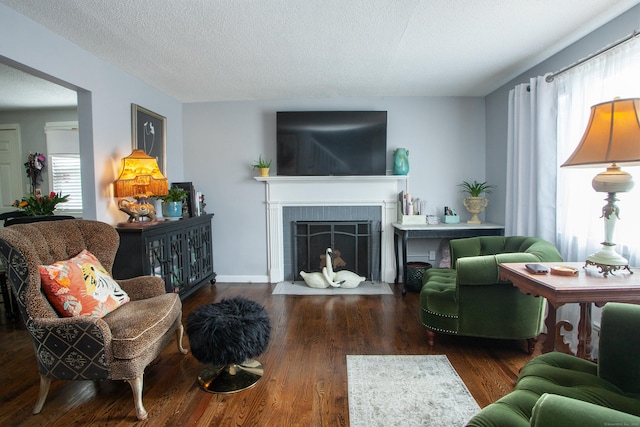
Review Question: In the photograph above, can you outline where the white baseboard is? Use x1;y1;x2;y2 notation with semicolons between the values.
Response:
213;274;270;283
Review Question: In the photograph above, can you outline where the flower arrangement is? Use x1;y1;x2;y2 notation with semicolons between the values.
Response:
24;152;47;194
13;191;69;216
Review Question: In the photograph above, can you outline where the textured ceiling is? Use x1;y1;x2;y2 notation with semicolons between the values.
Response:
0;64;77;111
1;0;639;107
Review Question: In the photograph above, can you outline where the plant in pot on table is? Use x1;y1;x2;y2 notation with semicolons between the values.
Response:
156;186;189;221
458;180;494;224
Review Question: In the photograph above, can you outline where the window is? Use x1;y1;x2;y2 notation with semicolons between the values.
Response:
50;154;82;213
45;121;82;216
555;37;640;267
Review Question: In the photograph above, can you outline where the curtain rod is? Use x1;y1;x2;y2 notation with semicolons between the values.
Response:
545;29;640;82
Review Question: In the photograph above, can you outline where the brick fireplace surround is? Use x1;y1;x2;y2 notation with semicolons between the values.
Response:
255;175;407;283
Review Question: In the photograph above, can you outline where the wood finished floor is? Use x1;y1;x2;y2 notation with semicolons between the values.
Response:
0;282;543;426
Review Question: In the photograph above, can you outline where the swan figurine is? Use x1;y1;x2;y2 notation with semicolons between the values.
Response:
321;247;342;288
324;248;365;289
299;271;330;288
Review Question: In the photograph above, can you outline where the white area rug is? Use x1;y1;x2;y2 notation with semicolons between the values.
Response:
272;281;393;295
347;355;480;427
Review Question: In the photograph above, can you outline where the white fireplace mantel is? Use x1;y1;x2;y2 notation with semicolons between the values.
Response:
255;175;407;283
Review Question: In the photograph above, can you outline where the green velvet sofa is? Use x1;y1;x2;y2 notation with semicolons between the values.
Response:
420;236;563;352
466;302;640;426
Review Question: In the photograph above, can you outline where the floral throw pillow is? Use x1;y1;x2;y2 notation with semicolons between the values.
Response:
39;249;130;318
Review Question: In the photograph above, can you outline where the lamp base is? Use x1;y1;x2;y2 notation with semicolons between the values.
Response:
585;246;632;277
118;197;157;224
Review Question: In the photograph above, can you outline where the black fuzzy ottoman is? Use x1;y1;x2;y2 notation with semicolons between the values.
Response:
187;296;271;393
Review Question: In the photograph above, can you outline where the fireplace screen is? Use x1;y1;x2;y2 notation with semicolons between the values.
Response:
293;221;371;281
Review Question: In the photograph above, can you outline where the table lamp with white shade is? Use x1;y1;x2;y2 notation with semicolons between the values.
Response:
561;97;640;276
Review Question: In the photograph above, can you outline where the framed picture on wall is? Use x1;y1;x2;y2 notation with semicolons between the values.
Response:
172;182;196;218
132;104;166;173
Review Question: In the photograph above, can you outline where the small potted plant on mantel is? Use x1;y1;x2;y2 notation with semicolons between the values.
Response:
458;180;494;224
252;155;272;177
157;185;189;221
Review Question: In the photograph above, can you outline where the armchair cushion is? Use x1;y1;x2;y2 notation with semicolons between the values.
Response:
530;394;640;427
104;292;181;359
39;249;130;318
598;301;640;394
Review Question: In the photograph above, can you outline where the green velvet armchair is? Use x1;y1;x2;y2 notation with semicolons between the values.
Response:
420;236;563;352
466;302;640;426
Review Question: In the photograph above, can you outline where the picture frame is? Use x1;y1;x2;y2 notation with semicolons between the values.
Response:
132;104;166;173
172;182;196;218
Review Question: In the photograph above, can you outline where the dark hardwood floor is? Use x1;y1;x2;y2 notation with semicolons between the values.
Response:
0;282;543;426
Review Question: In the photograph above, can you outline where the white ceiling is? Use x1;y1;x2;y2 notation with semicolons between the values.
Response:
0;64;77;111
1;0;639;108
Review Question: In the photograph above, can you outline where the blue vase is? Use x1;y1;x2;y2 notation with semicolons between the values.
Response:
162;202;183;220
393;148;409;175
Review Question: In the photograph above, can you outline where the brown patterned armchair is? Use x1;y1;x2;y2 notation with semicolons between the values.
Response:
0;219;187;421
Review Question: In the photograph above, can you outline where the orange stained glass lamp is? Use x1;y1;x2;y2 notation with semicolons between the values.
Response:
113;149;168;225
561;97;640;276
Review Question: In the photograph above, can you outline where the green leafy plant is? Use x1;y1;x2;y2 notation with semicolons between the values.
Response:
156;186;188;202
12;191;69;215
251;154;272;169
458;180;494;197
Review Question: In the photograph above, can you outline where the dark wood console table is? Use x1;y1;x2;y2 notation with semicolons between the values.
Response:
113;214;216;299
392;222;505;293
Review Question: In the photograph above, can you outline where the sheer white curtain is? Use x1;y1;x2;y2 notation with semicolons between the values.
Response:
556;37;640;266
505;75;558;243
554;36;640;357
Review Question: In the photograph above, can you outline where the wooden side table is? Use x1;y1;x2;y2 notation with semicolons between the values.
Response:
499;262;639;359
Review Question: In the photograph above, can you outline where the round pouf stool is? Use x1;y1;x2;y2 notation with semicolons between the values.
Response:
187;296;271;393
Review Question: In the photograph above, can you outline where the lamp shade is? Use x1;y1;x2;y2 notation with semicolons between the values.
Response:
113;149;168;198
561;98;640;168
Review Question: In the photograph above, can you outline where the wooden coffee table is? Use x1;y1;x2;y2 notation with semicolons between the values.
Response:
499;262;639;359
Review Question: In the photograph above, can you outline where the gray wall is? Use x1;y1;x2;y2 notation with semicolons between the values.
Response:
183;97;485;281
485;4;640;226
0;3;184;224
4;1;637;281
0;108;78;193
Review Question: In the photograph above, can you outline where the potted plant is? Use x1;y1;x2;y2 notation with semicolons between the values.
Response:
156;185;189;221
252;155;272;177
458;180;494;224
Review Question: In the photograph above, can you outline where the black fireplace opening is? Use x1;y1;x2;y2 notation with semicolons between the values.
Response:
293;221;372;281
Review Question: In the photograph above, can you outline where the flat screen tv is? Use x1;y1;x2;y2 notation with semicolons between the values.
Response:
277;111;387;176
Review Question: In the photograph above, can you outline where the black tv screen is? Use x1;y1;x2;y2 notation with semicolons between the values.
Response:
277;111;387;176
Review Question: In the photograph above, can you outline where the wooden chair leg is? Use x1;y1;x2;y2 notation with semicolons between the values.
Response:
126;375;148;421
176;324;188;355
426;329;436;346
33;375;51;414
526;337;538;355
